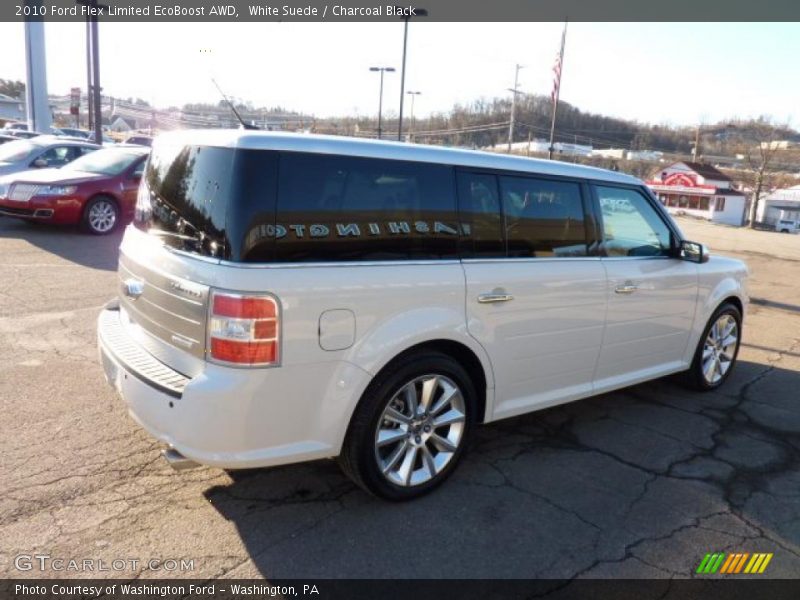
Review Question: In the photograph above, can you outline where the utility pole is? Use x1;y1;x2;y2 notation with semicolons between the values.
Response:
507;63;523;153
693;125;701;161
77;0;106;144
85;18;93;130
548;22;568;160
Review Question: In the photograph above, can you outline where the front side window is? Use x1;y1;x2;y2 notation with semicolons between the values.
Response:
596;186;673;257
36;146;73;167
500;176;587;258
275;153;458;262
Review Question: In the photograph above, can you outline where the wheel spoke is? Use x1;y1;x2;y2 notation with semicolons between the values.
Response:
420;444;437;478
382;440;408;474
703;355;717;380
430;382;458;416
376;428;407;448
434;408;465;428
384;407;411;426
430;432;457;452
419;376;438;412
403;383;419;416
397;444;419;485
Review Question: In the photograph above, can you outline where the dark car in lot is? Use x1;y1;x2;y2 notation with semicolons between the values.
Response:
123;134;153;147
0;145;149;234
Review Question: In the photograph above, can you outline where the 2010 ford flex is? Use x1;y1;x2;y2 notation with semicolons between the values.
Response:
98;131;748;500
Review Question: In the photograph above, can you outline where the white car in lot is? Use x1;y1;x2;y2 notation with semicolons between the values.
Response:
0;136;99;177
776;219;800;233
97;131;748;500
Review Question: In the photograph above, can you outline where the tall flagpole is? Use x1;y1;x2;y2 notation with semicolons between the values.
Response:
548;21;567;160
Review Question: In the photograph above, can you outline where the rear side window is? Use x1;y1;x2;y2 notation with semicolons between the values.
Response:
275;153;458;262
456;172;504;258
500;176;588;258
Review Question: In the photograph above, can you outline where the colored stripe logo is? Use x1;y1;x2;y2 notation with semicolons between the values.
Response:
696;552;773;574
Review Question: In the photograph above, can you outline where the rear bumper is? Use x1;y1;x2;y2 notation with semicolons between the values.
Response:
97;305;371;469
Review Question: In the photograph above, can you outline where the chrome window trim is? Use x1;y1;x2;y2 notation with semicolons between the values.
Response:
217;259;463;270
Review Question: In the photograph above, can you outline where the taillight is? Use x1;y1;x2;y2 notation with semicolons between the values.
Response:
208;291;280;367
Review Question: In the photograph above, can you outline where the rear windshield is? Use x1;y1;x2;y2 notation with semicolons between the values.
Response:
0;139;38;163
66;148;145;175
135;143;459;262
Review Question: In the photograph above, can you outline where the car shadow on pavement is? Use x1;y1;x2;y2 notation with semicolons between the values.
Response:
202;359;800;578
0;217;123;271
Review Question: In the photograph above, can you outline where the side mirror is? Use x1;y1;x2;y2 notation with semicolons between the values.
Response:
32;158;48;168
680;240;710;263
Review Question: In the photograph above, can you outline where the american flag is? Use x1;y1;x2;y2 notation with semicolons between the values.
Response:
551;23;567;105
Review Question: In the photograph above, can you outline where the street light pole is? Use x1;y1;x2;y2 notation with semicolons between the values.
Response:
406;90;421;141
397;7;427;142
370;66;395;140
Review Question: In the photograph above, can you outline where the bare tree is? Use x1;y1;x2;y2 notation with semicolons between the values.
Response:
736;118;791;228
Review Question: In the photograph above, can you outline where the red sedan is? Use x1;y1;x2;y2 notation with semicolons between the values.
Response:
0;146;149;235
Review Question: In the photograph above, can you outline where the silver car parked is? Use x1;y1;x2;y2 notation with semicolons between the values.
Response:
0;136;99;177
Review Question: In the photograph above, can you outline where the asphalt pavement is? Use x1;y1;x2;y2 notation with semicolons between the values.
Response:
1;216;798;579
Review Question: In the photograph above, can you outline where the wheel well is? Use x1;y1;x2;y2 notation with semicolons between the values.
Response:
377;340;489;424
722;295;743;316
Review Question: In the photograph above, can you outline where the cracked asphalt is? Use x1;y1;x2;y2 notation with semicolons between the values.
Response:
1;216;798;580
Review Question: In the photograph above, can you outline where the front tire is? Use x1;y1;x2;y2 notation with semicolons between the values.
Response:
82;196;119;235
684;302;742;391
339;351;476;501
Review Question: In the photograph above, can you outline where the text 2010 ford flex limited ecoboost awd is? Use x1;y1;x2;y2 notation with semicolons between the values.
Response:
97;131;748;500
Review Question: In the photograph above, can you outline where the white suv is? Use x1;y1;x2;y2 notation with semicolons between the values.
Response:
98;131;748;500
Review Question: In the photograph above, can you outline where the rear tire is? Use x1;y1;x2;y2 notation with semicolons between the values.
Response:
339;351;476;501
683;302;742;391
82;196;119;235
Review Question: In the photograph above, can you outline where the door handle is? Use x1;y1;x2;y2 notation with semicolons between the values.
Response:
615;282;639;294
478;292;514;304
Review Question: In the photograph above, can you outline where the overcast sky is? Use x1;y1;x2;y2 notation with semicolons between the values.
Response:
0;21;798;126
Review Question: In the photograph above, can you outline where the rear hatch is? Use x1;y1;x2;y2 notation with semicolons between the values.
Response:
117;133;277;373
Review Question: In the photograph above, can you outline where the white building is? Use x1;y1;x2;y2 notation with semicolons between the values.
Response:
647;161;748;226
487;140;593;157
592;148;626;159
757;185;800;226
0;94;25;123
626;150;663;161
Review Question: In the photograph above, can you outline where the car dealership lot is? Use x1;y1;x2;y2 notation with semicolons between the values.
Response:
1;216;799;579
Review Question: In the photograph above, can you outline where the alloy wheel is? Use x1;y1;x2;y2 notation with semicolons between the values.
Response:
702;313;738;385
88;200;117;233
374;374;466;487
